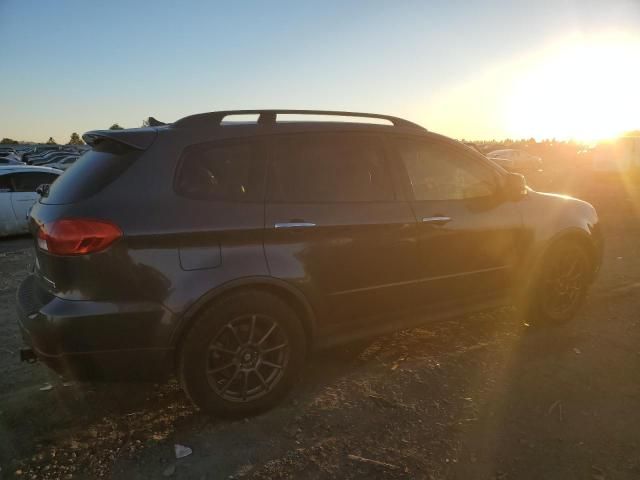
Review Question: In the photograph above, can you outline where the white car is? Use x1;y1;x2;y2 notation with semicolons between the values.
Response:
0;166;62;237
487;149;542;171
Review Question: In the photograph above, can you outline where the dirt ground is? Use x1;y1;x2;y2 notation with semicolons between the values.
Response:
1;163;640;480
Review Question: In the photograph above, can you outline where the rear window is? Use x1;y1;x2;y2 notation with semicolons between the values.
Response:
43;141;140;205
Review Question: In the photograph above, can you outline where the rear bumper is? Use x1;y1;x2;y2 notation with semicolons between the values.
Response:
16;274;176;380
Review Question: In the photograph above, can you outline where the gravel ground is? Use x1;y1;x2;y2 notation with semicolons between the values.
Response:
1;165;640;479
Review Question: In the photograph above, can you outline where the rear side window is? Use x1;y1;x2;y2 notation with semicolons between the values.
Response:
176;141;265;202
11;172;59;192
43;141;140;205
267;134;394;202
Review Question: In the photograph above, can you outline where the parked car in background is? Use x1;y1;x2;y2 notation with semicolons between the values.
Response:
591;136;640;173
0;165;62;236
0;147;18;156
25;151;58;165
28;151;76;166
22;145;59;163
48;155;79;171
0;149;25;161
17;110;601;416
463;142;482;154
0;157;25;166
487;149;542;172
42;152;78;165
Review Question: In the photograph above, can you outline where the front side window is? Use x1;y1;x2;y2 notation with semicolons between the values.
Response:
395;139;497;201
176;142;264;201
267;134;394;202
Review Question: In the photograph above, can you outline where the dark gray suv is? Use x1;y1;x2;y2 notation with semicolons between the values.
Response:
17;110;603;416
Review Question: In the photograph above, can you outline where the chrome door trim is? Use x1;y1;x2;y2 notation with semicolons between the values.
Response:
421;216;452;225
274;222;317;229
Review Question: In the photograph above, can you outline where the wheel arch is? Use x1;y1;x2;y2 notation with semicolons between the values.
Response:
539;227;599;280
171;276;317;354
515;226;599;310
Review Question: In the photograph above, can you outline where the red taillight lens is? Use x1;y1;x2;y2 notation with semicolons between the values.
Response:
37;219;122;255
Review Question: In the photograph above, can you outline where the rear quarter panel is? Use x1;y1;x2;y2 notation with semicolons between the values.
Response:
30;127;270;349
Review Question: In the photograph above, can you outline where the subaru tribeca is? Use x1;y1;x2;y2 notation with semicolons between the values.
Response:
17;110;603;416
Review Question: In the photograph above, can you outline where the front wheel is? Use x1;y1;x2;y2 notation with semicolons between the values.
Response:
178;290;306;416
523;242;592;325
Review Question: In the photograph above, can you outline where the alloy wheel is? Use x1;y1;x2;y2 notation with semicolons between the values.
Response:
542;247;587;318
206;314;290;402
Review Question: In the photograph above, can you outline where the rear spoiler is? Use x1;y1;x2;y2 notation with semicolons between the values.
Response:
82;128;158;150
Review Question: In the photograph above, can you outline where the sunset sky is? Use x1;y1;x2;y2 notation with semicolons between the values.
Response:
1;0;639;143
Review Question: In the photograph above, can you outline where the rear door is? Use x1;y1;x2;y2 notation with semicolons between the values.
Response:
10;172;59;231
264;132;419;323
390;136;523;309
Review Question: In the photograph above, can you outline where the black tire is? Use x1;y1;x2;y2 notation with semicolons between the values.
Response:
523;241;592;325
178;290;307;416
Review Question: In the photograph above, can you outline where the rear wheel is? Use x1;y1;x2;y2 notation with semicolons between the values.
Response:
524;242;592;325
179;290;306;416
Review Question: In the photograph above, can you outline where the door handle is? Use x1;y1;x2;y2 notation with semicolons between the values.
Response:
274;222;317;229
422;216;452;226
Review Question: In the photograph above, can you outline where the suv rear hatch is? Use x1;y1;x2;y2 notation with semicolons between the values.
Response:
30;128;156;299
41;128;156;206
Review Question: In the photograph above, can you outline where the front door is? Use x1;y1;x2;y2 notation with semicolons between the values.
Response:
389;136;523;310
264;132;420;324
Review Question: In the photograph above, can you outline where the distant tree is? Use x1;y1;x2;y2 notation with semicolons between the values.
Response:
109;123;124;130
0;137;18;144
141;118;150;127
46;137;57;145
67;132;83;145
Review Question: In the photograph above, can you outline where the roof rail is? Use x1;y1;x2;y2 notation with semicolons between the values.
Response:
173;109;425;130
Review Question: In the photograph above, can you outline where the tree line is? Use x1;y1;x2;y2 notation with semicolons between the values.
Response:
3;125;639;147
0;121;127;145
1;132;84;145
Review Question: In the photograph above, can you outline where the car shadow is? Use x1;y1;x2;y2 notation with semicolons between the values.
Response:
1;309;516;478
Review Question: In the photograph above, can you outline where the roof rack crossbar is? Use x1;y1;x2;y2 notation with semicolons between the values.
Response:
174;109;425;130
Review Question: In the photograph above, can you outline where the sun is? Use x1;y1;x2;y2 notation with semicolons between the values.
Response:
505;33;640;142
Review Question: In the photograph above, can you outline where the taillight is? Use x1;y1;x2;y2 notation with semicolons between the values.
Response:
37;219;122;255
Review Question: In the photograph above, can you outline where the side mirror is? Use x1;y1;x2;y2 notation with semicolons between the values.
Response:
36;184;50;197
503;172;527;199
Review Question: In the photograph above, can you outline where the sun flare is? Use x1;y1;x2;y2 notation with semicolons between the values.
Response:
505;33;640;142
